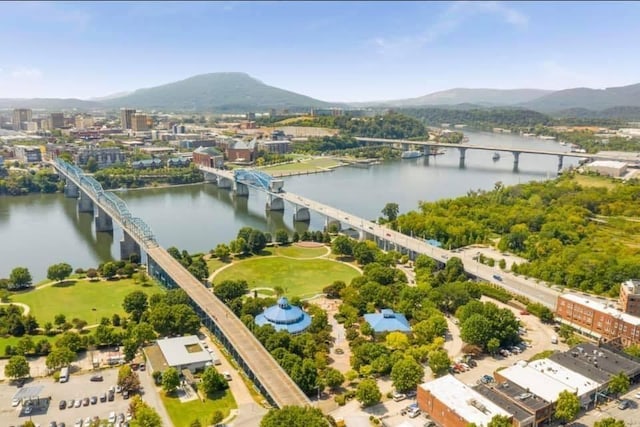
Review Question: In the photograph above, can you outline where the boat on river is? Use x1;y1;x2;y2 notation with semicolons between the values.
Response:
401;150;423;159
492;152;501;161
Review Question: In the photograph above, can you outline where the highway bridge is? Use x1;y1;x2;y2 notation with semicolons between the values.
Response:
51;159;310;409
355;136;639;170
199;165;560;309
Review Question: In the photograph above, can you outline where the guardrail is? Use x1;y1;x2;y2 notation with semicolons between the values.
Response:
53;159;158;248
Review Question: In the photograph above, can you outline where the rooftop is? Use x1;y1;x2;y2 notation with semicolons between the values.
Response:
586;160;628;168
254;297;312;334
498;362;580;402
194;146;223;156
622;279;640;296
490;379;551;411
564;343;640;378
421;375;511;426
561;293;640;326
364;309;411;333
528;358;600;395
156;335;213;368
473;385;535;423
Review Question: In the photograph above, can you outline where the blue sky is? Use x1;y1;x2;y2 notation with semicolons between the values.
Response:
1;1;639;101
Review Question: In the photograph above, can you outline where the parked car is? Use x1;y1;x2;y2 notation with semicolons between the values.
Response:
481;375;494;384
108;412;117;423
406;390;417;398
90;396;97;405
618;399;630;410
74;399;82;408
408;408;421;418
82;397;90;406
223;372;232;381
89;375;103;382
83;416;91;427
23;404;33;415
99;393;107;403
108;391;115;402
74;419;82;427
59;400;67;410
123;390;130;399
12;398;21;407
392;391;407;402
139;363;146;371
520;310;530;315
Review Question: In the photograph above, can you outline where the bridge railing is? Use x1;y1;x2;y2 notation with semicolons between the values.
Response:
54;159;158;248
234;169;273;191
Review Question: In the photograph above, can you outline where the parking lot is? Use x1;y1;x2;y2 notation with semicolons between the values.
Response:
1;368;135;426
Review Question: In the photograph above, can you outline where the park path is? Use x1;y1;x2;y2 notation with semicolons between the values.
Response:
0;301;31;316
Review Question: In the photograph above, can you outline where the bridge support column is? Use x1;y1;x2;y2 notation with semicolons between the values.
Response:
265;195;284;211
458;147;467;168
234;182;249;197
94;206;113;232
77;191;94;213
64;180;79;198
401;143;409;151
557;155;564;171
293;206;310;222
120;231;141;262
217;177;232;189
513;151;521;172
203;172;218;184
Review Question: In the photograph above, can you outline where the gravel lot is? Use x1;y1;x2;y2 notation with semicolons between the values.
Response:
1;368;135;427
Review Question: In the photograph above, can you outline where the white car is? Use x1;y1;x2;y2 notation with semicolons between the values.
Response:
11;398;20;407
108;411;117;423
635;392;640;399
222;372;232;381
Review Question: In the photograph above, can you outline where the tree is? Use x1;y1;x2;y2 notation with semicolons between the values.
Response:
291;359;319;395
210;410;224;425
608;372;630;396
323;280;345;299
487;338;501;355
260;406;328;427
214;280;248;303
391;357;424;392
162;367;180;394
118;364;141;392
4;355;30;379
54;313;66;327
9;267;32;289
86;268;98;280
134;405;163;426
45;347;76;370
86;157;99;173
213;243;231;260
385;332;410;350
381;202;399;222
594;418;626;427
248;229;267;253
47;263;73;283
488;414;512;427
460;314;492;349
555;390;580;423
356;378;381;407
101;262;118;279
123;291;148;322
201;366;228;395
331;235;353;257
323;367;344;390
275;230;289;245
427;349;451;377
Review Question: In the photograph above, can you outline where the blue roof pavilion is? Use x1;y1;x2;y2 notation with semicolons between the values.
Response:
364;309;411;333
254;297;312;334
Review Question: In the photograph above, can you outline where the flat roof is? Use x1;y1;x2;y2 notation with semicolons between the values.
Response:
498;363;577;402
528;359;600;395
549;351;611;383
13;385;45;401
156;335;212;367
421;375;511;426
587;160;627;168
473;385;534;423
568;343;640;377
560;293;640;326
490;380;551;411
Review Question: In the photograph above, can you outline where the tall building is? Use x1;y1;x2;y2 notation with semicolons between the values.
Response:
49;112;65;129
620;279;640;316
12;108;32;131
120;108;136;130
132;113;149;132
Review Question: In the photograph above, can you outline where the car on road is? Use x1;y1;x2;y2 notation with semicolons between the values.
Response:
118;413;125;423
67;399;74;408
116;385;122;393
520;310;530;315
59;399;67;410
223;372;232;381
89;374;103;382
334;348;344;355
49;421;57;427
493;274;503;281
424;422;436;427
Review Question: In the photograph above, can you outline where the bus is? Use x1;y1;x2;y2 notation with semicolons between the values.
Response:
59;366;69;383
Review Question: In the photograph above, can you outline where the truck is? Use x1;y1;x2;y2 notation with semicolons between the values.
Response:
59;366;69;383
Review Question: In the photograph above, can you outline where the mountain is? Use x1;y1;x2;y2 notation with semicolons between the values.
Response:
0;98;101;111
362;88;553;108
521;83;640;112
89;91;133;101
554;106;640;121
103;72;338;112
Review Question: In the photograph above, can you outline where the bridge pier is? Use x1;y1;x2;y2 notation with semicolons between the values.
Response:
458;147;467;168
64;180;79;198
234;182;249;197
401;143;410;151
557;154;564;171
217;177;233;189
120;231;141;262
94;206;113;232
513;151;521;172
293;206;310;222
77;191;94;213
265;194;284;211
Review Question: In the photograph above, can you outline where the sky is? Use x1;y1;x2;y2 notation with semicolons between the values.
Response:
1;1;639;102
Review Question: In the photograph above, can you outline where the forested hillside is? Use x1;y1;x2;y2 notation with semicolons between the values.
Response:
396;176;640;294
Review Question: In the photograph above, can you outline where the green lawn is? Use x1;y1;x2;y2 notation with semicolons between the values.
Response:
161;389;237;427
0;334;58;357
571;174;618;189
213;257;360;299
13;278;164;325
206;258;230;275
261;157;341;173
275;245;328;258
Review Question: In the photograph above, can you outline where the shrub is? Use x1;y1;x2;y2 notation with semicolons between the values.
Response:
334;394;346;406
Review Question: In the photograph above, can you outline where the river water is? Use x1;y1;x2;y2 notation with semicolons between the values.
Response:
0;131;579;280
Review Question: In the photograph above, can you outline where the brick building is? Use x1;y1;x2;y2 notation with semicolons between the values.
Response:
556;293;640;345
620;279;640;316
192;146;224;169
227;139;256;163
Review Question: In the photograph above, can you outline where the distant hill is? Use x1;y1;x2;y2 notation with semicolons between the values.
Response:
0;98;101;111
521;83;640;112
381;88;552;107
554;106;640;121
103;72;338;112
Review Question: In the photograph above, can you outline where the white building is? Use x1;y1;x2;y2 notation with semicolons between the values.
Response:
156;335;214;373
583;160;628;178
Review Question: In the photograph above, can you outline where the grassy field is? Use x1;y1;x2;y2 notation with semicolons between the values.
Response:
275;245;328;258
161;389;237;427
0;334;58;357
571;174;618;189
206;258;230;275
261;157;341;173
212;256;360;299
13;278;164;325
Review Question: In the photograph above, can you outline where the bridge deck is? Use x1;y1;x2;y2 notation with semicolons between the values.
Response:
147;246;310;408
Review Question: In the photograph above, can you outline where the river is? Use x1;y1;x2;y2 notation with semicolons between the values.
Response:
0;131;579;280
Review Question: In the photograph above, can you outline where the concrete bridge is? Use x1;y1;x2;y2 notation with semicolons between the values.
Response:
50;159;310;409
198;165;560;309
355;136;637;171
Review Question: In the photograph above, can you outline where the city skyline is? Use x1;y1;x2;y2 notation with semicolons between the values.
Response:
1;1;639;102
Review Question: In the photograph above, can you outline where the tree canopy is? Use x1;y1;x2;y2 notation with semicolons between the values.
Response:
260;406;328;427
